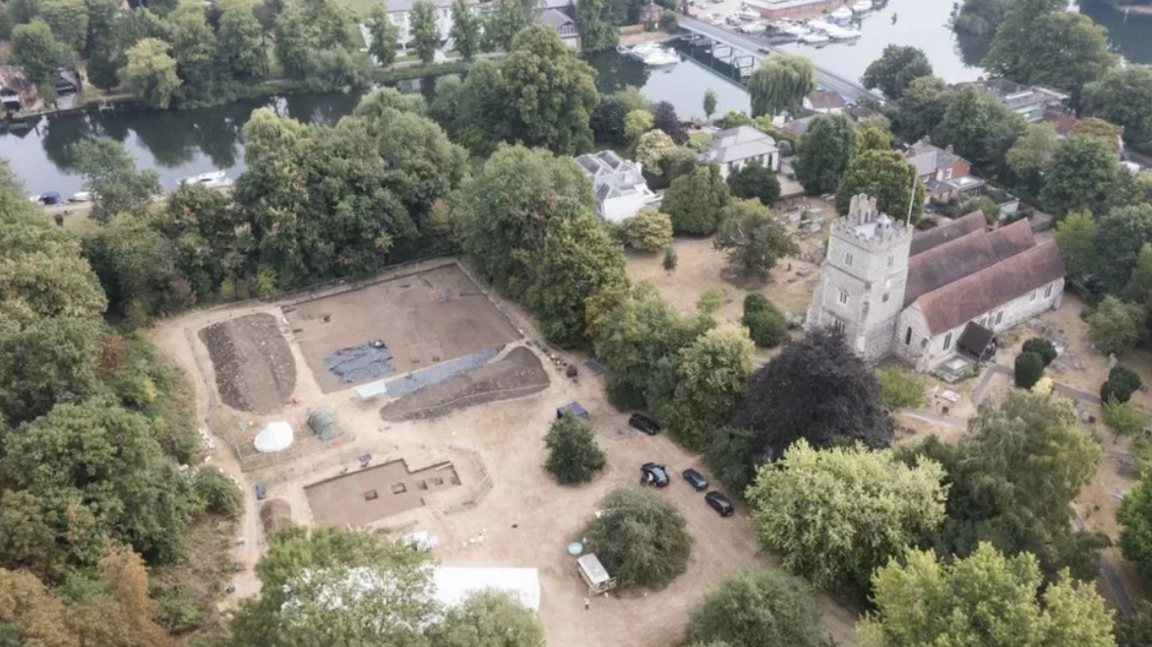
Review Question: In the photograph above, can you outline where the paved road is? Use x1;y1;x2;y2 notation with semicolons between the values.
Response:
675;15;884;103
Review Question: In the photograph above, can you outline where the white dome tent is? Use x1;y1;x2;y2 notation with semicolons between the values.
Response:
253;421;294;453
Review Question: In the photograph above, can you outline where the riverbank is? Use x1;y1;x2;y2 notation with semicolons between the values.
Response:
3;57;486;127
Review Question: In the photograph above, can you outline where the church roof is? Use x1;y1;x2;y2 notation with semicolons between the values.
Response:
903;218;1036;308
908;211;986;257
916;241;1065;335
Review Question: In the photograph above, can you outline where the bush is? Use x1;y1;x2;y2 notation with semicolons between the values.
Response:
582;487;692;589
1087;295;1146;355
1021;337;1058;367
703;426;758;494
193;467;242;518
620;209;674;252
544;413;606;485
1104;398;1146;438
741;294;788;348
1013;352;1044;389
697;288;726;314
727;160;781;205
875;366;925;409
150;581;203;634
1102;366;1143;404
687;571;820;647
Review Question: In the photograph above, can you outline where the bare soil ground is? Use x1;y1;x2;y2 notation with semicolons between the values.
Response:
199;313;296;414
284;263;522;393
305;459;462;527
151;258;859;647
380;346;550;421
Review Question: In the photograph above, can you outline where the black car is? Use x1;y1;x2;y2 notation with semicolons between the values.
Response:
640;462;670;487
705;491;734;517
682;468;709;491
629;413;661;435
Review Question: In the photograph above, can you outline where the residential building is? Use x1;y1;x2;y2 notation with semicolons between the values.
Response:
779;115;818;137
703;126;780;178
806;197;1065;372
975;78;1069;123
537;8;580;49
803;89;846;114
0;65;35;113
906;139;984;202
575;150;659;224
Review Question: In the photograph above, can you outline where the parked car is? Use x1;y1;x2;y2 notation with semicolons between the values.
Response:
629;413;661;435
640;463;670;487
705;491;734;517
682;468;709;491
255;482;267;500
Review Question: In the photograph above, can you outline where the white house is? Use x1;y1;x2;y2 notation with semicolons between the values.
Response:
806;196;1065;372
388;0;473;48
802;89;846;114
703;126;780;179
575;150;659;224
537;8;581;49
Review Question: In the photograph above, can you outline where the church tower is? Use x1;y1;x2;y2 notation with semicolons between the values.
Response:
805;195;914;363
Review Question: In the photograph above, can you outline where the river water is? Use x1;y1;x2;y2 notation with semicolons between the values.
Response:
2;0;1148;196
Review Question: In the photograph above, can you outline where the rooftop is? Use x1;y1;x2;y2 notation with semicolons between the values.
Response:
575;150;651;201
537;7;575;27
975;78;1069;112
806;89;847;111
907;139;962;177
904;218;1035;308
708;126;778;163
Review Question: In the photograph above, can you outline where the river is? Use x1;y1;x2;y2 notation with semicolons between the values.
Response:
2;0;1149;196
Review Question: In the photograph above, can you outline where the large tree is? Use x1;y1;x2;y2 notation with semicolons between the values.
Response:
482;0;534;51
545;412;607;484
661;163;730;235
687;571;820;647
889;75;949;143
575;0;617;52
448;0;480;61
858;544;1115;647
1092;204;1152;292
1087;295;1146;355
1084;65;1152;152
795;113;856;194
73;137;161;222
218;5;266;81
726;160;781;205
38;0;87;53
1006;122;1060;200
169;8;217;103
582;487;692;589
861;45;932;99
1041;135;1127;218
410;0;438;66
713;199;798;281
527;210;628;348
930;83;1026;174
229;527;437;647
835;149;924;222
119;37;181;109
11;19;71;86
736;327;893;461
897;391;1107;581
0;315;103;425
982;0;1114;100
430;591;545;647
748;440;947;590
459;144;594;299
502;24;599;154
659;323;754;450
367;4;399;66
748;53;815;119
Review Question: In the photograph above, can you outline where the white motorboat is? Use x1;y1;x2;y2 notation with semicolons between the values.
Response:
825;23;861;39
737;7;760;20
800;32;831;44
180;170;233;189
738;21;765;34
829;6;853;21
69;191;94;203
808;19;835;32
710;12;724;24
851;0;872;12
620;43;680;68
782;24;811;37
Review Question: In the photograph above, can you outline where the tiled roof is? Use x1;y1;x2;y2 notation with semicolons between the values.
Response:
806;89;846;111
916;241;1065;335
537;7;574;27
575;150;648;201
907;140;960;177
903;218;1035;308
908;211;985;256
0;65;33;94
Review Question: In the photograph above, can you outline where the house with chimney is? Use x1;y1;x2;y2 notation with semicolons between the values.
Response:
906;139;984;202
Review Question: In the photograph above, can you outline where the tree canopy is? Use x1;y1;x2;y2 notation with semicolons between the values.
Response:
748;54;815;118
1041;135;1128;218
582;487;692;589
713;199;799;281
661;163;730;235
545;412;606;484
835;150;925;223
737;327;893;461
858;544;1115;647
73;137;162;223
687;571;820;647
748;440;947;590
726;159;781;205
861;45;932;99
1084;65;1152;153
795;113;857;195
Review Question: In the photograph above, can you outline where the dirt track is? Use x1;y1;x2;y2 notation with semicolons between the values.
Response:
199;313;296;414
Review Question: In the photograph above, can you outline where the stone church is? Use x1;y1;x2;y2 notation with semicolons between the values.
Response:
805;195;1066;372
